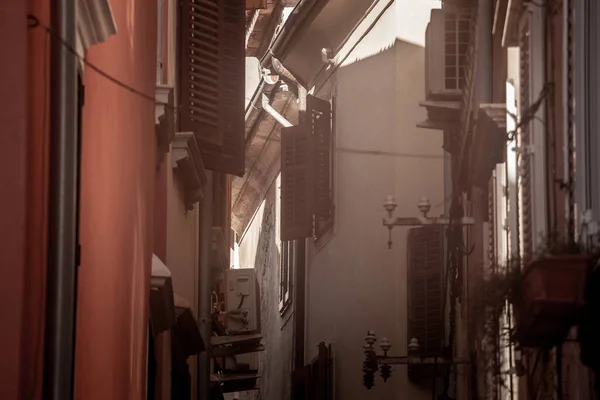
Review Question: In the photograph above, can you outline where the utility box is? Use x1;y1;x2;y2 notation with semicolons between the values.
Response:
226;268;261;334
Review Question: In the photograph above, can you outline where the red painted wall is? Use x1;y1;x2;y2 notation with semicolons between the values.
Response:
74;0;157;398
0;0;50;397
0;0;28;397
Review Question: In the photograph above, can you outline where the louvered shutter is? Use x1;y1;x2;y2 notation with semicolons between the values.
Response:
180;0;246;177
307;95;332;219
407;225;444;381
281;126;313;241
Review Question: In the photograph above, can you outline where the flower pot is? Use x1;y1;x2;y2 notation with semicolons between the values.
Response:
513;254;592;347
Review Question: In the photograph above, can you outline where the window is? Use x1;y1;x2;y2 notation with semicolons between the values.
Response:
407;225;445;381
280;94;334;242
314;96;335;240
279;240;293;313
444;12;470;90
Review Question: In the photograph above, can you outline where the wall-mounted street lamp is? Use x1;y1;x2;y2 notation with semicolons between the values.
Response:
383;195;475;248
362;331;468;389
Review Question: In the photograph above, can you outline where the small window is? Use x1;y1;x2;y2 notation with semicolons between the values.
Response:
314;96;335;240
279;240;293;314
443;12;470;90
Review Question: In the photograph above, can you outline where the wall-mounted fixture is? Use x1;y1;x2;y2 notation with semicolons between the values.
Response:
382;195;475;248
362;331;468;389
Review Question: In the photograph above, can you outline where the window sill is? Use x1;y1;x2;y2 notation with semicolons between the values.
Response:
314;217;335;253
280;307;294;331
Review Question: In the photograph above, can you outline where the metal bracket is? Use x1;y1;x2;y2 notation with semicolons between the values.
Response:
378;355;469;365
383;216;475;227
511;145;535;155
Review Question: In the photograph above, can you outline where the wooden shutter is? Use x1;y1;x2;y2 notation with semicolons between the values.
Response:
292;343;332;400
307;95;332;219
281;126;313;241
407;225;444;380
180;0;246;177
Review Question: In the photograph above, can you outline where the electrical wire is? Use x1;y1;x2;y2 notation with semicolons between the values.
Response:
27;14;176;111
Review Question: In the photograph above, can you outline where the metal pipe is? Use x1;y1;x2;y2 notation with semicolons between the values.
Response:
198;171;213;399
261;94;292;127
44;0;79;398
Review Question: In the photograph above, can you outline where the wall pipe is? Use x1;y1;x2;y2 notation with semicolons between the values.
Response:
44;0;79;398
198;171;214;399
261;94;292;128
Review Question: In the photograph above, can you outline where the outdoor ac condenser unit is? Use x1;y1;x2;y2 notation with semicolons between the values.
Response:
226;268;261;335
425;8;470;98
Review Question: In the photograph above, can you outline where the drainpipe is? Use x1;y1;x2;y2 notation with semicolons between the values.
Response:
261;94;292;127
44;0;79;398
198;171;213;399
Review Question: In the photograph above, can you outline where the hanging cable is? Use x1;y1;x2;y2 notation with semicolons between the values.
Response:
27;14;176;111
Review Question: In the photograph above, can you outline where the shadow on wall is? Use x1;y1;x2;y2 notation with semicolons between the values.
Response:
230;182;293;400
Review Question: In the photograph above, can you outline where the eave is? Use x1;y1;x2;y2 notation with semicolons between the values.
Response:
231;88;298;234
77;0;117;65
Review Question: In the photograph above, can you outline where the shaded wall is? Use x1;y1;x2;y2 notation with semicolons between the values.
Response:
237;175;295;400
166;150;200;399
74;0;157;398
305;41;445;399
0;0;50;397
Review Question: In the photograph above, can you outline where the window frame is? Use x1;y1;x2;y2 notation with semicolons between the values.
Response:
443;12;470;91
279;239;293;315
314;95;336;243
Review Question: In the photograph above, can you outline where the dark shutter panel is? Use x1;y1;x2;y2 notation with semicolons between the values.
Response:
180;0;246;176
281;126;313;241
407;225;444;381
307;95;332;219
291;365;311;400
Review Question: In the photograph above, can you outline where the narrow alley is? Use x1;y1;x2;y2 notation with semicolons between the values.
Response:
1;0;599;399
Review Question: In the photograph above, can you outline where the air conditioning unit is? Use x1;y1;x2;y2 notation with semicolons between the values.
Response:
226;268;261;335
425;8;471;98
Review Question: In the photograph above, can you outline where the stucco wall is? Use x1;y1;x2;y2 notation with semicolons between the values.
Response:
166;149;201;399
0;0;32;397
74;0;157;397
304;6;444;399
236;175;295;400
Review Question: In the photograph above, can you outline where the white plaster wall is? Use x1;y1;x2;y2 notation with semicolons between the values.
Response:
237;175;295;400
305;2;445;398
166;149;200;399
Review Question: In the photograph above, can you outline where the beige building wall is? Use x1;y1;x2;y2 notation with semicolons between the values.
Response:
305;1;444;398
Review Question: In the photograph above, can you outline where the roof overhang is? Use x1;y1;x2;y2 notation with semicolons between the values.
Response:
273;0;378;87
232;86;298;234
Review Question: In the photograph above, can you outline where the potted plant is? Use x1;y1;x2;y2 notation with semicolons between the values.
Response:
512;235;597;347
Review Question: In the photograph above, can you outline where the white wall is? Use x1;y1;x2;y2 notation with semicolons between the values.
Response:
306;1;444;398
237;175;295;400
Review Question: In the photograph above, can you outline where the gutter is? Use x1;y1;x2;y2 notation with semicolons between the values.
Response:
261;94;292;127
45;0;79;398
